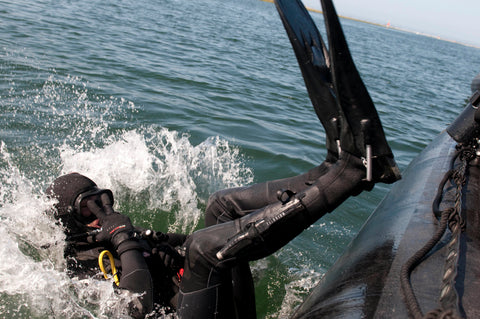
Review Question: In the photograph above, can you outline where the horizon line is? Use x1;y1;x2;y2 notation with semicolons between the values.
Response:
260;0;480;50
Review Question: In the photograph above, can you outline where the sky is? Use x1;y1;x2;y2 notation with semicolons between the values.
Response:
302;0;480;48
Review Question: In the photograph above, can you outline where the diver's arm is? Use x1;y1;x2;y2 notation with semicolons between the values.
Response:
87;195;154;317
118;245;154;318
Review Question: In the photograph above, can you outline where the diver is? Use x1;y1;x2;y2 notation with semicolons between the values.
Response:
47;0;401;318
176;0;401;318
46;172;187;318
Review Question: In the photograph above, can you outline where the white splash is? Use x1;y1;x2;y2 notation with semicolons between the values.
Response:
1;71;254;317
272;268;323;319
1;130;253;317
0;145;136;318
59;128;253;233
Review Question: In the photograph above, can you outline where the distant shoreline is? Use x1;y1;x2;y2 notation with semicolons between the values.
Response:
260;0;480;49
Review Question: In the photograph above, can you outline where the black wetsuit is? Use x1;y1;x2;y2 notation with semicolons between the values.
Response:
65;229;187;318
203;159;337;319
178;154;368;319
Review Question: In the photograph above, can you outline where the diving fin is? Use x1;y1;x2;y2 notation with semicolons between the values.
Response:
275;0;343;159
320;0;400;183
275;0;401;184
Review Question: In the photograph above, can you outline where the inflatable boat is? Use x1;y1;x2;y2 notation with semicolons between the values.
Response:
273;0;480;317
292;91;480;318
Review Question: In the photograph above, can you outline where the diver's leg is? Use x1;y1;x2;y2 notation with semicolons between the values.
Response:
177;223;238;319
204;158;335;319
178;153;366;319
204;156;336;227
215;152;366;262
186;2;401;316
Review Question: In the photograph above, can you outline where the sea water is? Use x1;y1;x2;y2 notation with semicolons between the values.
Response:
1;0;480;317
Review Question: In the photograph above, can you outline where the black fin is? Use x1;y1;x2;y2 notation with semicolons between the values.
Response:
275;0;342;158
275;0;401;183
320;0;400;183
321;0;388;157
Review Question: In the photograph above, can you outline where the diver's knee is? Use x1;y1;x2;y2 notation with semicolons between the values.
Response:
184;231;213;270
182;225;234;293
205;192;223;226
205;188;241;226
184;225;233;270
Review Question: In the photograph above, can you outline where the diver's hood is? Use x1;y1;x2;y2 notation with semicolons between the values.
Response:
46;173;113;234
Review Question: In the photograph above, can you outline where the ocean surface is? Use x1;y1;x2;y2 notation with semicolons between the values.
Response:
1;0;480;318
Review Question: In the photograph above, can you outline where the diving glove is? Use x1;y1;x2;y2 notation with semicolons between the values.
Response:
87;193;140;254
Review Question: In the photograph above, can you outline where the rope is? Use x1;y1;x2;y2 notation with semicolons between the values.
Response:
424;308;461;319
439;152;468;313
400;144;473;319
400;208;451;319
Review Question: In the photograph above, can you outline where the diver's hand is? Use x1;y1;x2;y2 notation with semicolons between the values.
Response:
87;193;137;252
153;244;184;269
